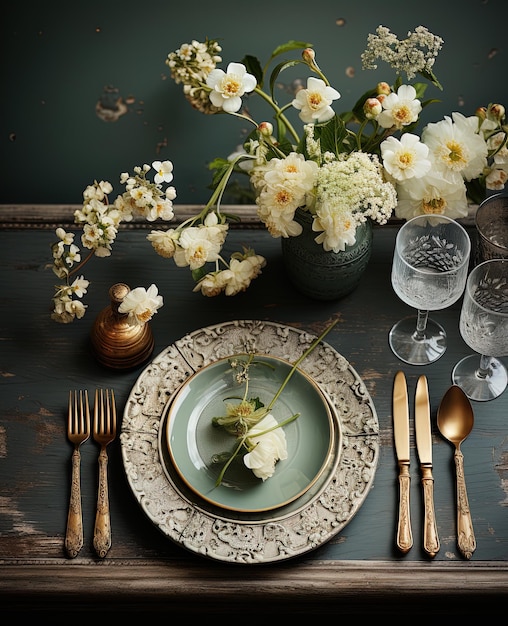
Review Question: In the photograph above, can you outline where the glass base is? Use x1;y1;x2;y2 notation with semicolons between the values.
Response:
452;355;508;401
389;316;446;365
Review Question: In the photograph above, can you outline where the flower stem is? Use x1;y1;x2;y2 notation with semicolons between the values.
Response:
68;249;95;279
254;87;300;144
214;434;247;487
266;319;338;412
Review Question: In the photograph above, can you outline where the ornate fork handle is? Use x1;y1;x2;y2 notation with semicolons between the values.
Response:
93;446;111;558
65;447;84;558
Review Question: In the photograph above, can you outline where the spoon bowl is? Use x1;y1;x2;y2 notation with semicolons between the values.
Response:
437;385;476;559
437;385;474;448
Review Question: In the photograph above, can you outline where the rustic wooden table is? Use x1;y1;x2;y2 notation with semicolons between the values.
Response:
0;206;507;615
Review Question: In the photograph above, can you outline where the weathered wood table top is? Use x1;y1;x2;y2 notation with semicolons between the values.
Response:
0;206;506;616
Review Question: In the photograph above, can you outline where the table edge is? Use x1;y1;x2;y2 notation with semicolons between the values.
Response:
0;204;476;229
1;558;507;612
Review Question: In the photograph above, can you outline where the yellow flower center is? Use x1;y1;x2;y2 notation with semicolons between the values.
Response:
308;91;324;110
422;198;446;214
397;151;414;168
221;76;242;97
445;140;466;164
275;189;293;208
393;104;413;125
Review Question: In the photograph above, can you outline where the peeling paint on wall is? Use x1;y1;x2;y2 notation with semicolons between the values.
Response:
95;86;133;122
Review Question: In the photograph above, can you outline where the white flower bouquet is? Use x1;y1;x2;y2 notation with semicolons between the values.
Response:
48;25;508;319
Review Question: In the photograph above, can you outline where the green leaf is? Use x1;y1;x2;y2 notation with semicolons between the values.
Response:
242;54;263;85
411;81;429;100
248;396;265;411
418;68;443;91
208;157;236;189
191;266;208;282
269;59;303;102
313;115;349;155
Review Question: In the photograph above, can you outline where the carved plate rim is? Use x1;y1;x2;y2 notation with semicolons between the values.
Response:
121;319;380;564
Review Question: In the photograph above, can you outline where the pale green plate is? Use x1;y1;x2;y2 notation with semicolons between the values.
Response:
165;354;335;513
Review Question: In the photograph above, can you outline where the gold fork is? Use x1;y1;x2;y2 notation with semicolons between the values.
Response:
93;388;117;558
65;389;90;558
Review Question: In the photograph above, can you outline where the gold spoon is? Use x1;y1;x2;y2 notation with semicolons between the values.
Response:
437;385;476;559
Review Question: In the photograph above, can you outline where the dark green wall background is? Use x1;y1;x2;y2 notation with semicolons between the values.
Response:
2;0;507;205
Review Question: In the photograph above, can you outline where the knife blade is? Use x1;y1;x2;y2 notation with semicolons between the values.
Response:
393;371;412;553
415;374;440;558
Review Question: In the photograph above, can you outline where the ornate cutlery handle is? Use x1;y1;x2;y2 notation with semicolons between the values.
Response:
65;448;84;558
93;447;111;558
396;462;413;553
421;466;440;557
454;449;476;559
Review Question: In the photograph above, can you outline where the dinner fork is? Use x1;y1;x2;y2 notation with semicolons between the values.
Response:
65;389;90;558
93;388;116;558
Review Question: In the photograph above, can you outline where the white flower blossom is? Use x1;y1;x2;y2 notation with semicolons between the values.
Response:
192;271;230;297
221;254;266;296
243;414;288;481
422;112;488;181
376;84;422;129
292;77;341;124
118;284;163;326
394;168;468;220
381;133;432;181
206;62;257;113
152;160;174;184
146;229;179;258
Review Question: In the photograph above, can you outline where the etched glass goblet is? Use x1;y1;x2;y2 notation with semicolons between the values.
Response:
389;214;471;365
452;259;508;401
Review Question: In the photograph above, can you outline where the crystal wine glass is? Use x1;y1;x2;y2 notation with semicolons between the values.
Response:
452;259;508;401
389;214;471;365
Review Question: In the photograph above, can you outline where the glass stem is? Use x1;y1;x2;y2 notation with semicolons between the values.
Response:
476;354;492;380
413;309;429;341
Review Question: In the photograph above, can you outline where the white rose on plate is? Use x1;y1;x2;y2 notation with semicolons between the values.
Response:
243;414;288;481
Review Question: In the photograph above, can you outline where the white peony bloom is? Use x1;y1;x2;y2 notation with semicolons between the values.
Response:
380;133;431;181
292;76;341;124
174;216;227;270
193;271;228;297
312;207;358;252
421;112;488;181
394;168;468;220
147;229;178;258
222;254;266;296
243;414;288;481
118;284;163;326
206;62;257;113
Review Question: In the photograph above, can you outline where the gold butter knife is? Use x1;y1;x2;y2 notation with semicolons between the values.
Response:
415;375;440;558
393;371;413;553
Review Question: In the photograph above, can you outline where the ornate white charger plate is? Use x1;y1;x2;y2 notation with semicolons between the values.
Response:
121;319;380;564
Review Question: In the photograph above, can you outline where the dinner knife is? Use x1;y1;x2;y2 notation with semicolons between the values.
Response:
393;371;412;553
415;375;440;558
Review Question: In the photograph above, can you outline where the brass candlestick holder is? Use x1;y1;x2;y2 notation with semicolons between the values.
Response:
90;283;154;369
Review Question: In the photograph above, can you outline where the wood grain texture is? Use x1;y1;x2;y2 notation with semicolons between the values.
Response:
0;207;506;614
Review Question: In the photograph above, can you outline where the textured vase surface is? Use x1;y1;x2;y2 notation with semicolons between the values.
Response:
281;207;373;300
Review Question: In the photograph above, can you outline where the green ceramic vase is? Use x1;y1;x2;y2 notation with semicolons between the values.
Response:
281;207;373;300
